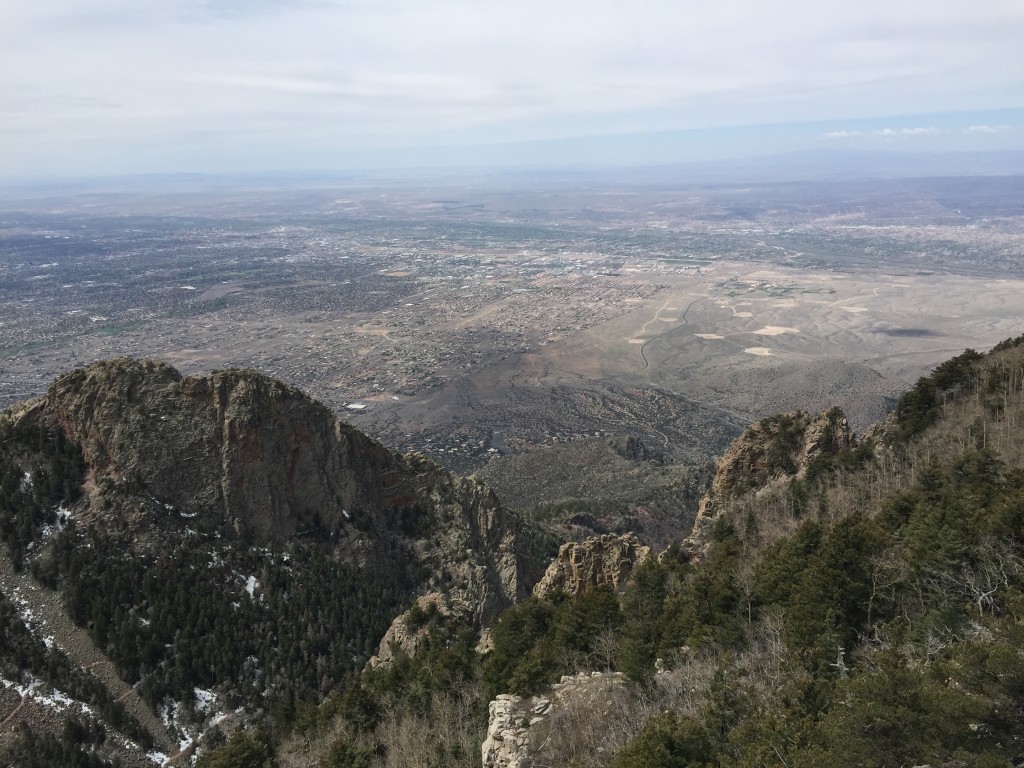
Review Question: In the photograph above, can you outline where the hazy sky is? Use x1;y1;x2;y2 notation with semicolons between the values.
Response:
2;0;1023;178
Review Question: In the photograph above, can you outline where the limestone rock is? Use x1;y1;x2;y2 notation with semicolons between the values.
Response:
533;533;651;600
482;694;530;768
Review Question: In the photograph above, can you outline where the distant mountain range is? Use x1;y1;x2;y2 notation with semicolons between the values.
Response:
3;149;1024;197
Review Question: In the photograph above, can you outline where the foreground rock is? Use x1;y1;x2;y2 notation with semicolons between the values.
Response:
482;672;626;768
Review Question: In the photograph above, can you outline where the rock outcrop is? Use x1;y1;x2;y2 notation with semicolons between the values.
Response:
696;407;853;520
800;406;855;467
369;592;450;668
532;533;651;600
610;435;662;463
688;406;854;552
27;358;395;541
481;672;625;768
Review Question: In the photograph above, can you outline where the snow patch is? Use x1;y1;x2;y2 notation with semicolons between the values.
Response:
11;588;39;630
158;698;198;758
34;504;74;551
56;504;73;525
0;675;84;716
194;687;216;713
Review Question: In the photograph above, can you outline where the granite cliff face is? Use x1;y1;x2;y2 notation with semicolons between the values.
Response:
532;533;651;600
30;359;404;541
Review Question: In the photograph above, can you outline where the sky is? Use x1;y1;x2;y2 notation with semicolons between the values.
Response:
2;0;1023;178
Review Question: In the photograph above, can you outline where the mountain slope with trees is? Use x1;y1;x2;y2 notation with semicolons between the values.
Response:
0;359;535;766
4;336;1024;767
273;335;1024;768
484;334;1024;768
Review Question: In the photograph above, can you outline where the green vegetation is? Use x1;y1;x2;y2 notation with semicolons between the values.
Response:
758;412;806;476
195;731;274;768
483;585;623;700
419;340;1024;767
482;445;1024;767
45;527;420;715
601;342;1024;767
0;419;85;568
895;348;984;439
0;590;151;750
611;712;713;768
0;720;120;768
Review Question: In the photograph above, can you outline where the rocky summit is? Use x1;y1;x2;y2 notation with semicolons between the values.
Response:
12;359;523;606
688;405;854;553
24;359;443;541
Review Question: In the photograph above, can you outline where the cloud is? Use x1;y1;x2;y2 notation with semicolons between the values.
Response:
188;74;352;97
2;0;1024;175
965;124;1011;133
871;127;940;137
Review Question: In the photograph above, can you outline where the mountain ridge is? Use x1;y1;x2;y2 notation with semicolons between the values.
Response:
5;338;1024;767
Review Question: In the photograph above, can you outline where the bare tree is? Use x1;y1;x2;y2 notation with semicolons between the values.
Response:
593;629;619;673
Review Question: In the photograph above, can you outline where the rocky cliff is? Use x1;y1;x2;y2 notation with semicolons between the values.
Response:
0;359;529;759
696;406;853;517
688;406;853;551
14;358;522;614
27;358;416;542
532;533;651;600
481;672;626;768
